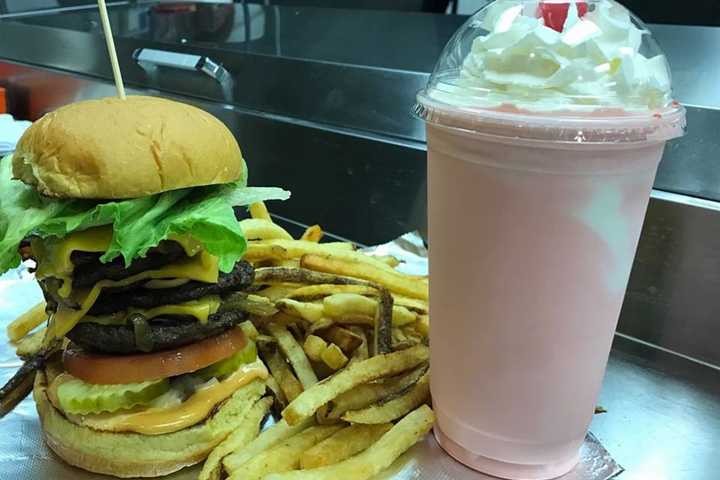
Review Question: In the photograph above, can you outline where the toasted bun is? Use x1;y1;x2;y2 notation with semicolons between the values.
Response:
34;371;266;478
13;96;244;199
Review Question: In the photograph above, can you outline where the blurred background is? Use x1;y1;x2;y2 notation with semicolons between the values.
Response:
2;0;719;25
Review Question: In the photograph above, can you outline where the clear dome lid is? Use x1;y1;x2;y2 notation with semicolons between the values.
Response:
416;0;686;143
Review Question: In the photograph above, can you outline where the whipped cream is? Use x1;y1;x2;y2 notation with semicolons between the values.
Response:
430;0;672;111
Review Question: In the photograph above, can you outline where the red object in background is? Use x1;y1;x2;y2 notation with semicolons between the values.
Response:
539;2;589;32
152;3;196;13
0;88;6;114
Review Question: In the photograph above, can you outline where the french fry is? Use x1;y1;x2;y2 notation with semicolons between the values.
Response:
256;284;303;302
246;240;355;264
244;243;288;262
301;255;428;301
347;327;368;365
322;293;377;322
265;405;435;480
276;299;325;323
249;201;271;221
265;349;304;403
317;326;363;354
14;327;46;358
262;312;303;328
300;225;324;243
222;417;314;473
267;323;319;389
272;244;408;275
240;218;293;240
416;315;429;338
221;293;278;317
7;302;47;342
238;321;260;340
342;373;430;424
227;425;343;480
253;268;393;354
254;267;375;287
392;295;429;314
372;288;393;355
278;259;301;269
321;344;348;370
325;363;428;419
300;423;392;469
306;318;335;335
299;248;424;277
286;284;377;301
401;325;423;345
303;335;328;362
287;319;305;341
392;327;408;345
255;334;277;348
371;255;401;268
323;294;417;327
198;396;272;480
265;375;288;411
372;255;400;269
281;345;429;425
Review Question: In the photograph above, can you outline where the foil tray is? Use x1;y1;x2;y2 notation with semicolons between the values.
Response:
0;233;623;479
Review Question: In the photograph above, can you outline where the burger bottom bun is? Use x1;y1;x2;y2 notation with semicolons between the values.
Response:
34;370;266;478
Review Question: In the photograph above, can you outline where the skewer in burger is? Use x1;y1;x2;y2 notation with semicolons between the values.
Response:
0;96;289;477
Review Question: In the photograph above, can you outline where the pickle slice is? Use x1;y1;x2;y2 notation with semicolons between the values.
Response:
57;376;170;415
197;340;257;380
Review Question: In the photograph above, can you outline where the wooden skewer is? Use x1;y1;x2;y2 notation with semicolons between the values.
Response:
97;0;126;99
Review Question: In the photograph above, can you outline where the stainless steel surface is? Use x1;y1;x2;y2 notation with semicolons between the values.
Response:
0;1;129;19
621;190;720;367
591;336;720;480
651;24;720;110
0;15;430;141
134;47;232;84
654;106;720;202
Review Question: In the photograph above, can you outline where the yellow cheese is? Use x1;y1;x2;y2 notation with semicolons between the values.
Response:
46;251;219;341
81;296;221;326
65;360;268;435
32;226;112;297
168;234;205;258
32;226;208;297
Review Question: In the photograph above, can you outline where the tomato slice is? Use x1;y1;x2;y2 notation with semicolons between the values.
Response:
63;327;247;385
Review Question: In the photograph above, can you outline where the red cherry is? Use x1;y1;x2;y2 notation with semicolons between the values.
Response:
538;2;588;32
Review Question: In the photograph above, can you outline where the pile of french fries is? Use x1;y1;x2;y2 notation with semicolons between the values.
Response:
201;202;433;480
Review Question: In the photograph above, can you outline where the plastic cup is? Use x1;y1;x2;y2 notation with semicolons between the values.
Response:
415;1;686;479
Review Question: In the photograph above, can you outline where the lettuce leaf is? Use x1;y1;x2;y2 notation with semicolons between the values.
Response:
0;155;290;274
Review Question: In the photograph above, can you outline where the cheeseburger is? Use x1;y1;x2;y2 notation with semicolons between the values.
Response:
0;96;289;477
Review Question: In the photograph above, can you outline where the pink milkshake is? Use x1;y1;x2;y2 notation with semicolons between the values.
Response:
416;2;686;479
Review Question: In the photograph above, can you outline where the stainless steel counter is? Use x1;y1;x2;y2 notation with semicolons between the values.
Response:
592;336;720;480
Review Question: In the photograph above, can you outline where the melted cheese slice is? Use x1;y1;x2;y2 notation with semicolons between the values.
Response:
32;227;112;297
62;360;268;435
81;295;221;326
46;251;219;340
32;226;207;298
